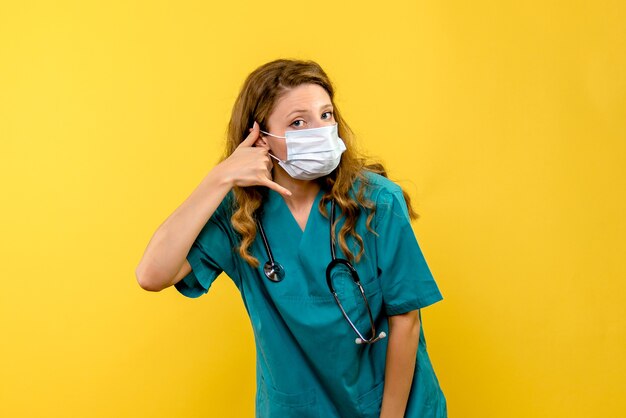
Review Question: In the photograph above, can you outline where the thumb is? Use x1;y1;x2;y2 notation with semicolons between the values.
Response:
239;121;260;148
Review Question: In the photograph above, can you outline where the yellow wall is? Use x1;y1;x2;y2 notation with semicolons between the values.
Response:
1;1;624;417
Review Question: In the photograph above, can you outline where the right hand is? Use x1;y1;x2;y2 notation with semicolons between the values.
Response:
216;121;292;197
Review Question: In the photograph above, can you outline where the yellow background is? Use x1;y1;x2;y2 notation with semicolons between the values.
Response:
1;1;624;417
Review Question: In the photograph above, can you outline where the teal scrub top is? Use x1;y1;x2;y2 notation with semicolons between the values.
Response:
175;171;447;418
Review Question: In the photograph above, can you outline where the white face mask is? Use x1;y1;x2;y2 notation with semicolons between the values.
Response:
260;124;347;180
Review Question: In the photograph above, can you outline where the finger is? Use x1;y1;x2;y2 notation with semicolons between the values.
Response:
239;121;260;148
256;150;274;171
264;154;274;172
260;177;292;197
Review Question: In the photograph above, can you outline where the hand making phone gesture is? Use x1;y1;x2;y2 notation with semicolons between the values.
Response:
216;121;291;197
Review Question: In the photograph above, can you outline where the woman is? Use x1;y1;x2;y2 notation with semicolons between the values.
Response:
136;59;447;417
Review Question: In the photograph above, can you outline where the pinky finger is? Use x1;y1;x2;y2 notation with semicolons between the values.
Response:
261;178;292;197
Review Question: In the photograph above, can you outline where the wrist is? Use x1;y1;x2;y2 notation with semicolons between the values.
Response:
210;161;235;190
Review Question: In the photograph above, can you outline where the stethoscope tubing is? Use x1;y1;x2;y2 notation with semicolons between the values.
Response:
256;198;386;344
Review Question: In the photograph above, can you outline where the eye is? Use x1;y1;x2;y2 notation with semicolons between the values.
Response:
321;111;334;120
290;119;305;128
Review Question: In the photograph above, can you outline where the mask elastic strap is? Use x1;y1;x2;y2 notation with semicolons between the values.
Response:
267;152;282;163
260;130;286;139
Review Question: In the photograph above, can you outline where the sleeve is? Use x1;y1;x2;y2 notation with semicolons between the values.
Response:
374;189;443;315
174;196;239;298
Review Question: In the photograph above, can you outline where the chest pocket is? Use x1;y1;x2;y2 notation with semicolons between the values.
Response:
332;266;384;339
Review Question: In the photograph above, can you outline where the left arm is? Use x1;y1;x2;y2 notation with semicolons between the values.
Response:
379;309;420;418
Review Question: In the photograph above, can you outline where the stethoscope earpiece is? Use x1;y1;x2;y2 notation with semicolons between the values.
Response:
355;332;387;345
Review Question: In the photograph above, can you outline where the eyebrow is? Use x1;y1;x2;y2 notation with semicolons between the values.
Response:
286;104;333;118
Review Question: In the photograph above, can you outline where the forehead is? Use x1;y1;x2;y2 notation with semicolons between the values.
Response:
272;83;332;115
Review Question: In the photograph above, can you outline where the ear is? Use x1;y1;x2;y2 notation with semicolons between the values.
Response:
254;135;270;150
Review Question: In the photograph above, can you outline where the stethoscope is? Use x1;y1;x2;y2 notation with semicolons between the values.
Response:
255;199;387;345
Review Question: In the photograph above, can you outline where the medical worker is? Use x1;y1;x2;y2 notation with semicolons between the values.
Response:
136;59;447;417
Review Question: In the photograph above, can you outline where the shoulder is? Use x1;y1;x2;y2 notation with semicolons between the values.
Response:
213;190;236;222
356;170;405;204
354;170;410;221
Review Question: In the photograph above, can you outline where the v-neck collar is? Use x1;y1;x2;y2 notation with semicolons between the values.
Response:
264;187;325;238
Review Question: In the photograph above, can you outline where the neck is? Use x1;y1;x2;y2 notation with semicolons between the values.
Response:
272;166;321;207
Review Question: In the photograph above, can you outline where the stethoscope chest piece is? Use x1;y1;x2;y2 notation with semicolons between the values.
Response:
264;261;285;282
256;217;285;282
